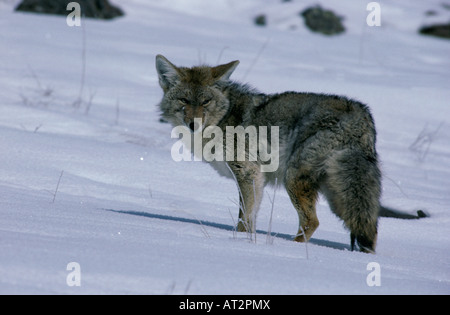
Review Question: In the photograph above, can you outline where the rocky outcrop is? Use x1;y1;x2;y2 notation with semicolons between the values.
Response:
15;0;124;20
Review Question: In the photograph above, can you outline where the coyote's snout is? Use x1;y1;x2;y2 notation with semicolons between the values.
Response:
179;101;206;132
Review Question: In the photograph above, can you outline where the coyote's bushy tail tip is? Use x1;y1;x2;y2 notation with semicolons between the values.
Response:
380;206;429;219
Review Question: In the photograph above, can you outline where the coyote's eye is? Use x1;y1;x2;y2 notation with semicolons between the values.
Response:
178;98;190;105
202;99;212;106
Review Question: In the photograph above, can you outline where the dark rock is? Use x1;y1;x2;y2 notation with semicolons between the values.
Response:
300;5;345;36
15;0;124;20
424;10;438;16
419;23;450;39
254;14;267;27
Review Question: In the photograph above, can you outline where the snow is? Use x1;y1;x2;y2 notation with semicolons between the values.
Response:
0;0;449;294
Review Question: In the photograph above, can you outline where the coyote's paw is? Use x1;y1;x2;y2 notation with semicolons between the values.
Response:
293;222;318;242
236;219;252;233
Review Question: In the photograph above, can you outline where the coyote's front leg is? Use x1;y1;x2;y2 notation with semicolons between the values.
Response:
227;162;265;234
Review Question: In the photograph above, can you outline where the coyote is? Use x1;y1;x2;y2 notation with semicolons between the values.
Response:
155;55;425;253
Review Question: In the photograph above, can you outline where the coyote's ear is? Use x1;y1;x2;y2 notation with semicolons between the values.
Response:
211;60;240;83
156;55;180;91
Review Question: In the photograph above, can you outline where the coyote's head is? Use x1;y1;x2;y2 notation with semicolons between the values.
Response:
155;55;239;132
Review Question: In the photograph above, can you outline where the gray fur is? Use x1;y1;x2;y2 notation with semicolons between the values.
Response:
156;55;384;253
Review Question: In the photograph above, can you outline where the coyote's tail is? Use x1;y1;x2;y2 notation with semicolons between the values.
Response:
379;206;428;219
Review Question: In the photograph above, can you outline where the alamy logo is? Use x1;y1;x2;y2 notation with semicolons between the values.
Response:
171;118;280;173
66;2;81;27
66;262;81;287
366;2;381;27
366;262;381;287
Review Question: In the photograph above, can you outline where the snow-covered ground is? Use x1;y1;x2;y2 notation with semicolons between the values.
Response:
0;0;449;294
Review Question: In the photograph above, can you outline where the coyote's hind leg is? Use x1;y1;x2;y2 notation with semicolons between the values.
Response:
285;167;320;242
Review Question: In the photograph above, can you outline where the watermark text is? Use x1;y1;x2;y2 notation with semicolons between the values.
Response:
67;2;81;27
171;119;279;173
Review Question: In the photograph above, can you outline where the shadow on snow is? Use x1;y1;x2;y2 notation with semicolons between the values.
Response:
103;208;351;251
